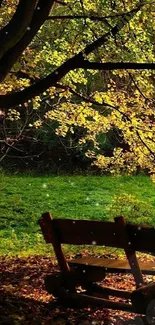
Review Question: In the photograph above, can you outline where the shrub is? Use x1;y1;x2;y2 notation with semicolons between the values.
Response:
107;193;153;226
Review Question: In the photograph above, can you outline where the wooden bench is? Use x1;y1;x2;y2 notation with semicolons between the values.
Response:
39;212;155;314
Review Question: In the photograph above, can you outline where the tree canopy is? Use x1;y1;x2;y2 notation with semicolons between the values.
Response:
0;0;155;175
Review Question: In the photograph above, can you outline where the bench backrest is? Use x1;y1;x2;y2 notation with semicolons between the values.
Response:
39;212;155;254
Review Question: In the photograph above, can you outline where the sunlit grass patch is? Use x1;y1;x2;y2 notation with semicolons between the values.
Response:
0;174;155;255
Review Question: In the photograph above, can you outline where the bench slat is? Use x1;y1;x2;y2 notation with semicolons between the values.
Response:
69;258;155;275
53;219;121;246
52;219;155;254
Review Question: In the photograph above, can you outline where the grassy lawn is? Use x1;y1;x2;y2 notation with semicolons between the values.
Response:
0;174;155;256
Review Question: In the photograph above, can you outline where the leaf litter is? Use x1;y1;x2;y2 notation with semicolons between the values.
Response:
0;254;155;325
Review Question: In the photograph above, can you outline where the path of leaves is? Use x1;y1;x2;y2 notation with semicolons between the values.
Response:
1;254;155;325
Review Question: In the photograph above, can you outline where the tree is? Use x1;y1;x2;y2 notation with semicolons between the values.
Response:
0;0;155;175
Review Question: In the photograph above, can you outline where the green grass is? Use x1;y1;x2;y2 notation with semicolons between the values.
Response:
0;174;155;256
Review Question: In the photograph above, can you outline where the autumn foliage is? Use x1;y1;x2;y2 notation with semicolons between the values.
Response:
0;0;155;175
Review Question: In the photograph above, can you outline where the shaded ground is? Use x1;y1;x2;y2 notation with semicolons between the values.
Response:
1;255;155;325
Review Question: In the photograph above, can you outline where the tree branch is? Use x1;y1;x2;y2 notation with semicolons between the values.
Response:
83;4;144;56
54;84;155;158
78;61;155;70
136;130;155;157
0;0;38;60
0;0;4;8
55;83;116;108
128;72;152;101
55;83;132;123
47;11;139;21
0;0;55;82
0;57;75;108
0;2;146;108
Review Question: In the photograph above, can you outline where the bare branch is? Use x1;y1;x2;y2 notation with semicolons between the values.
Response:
0;146;10;163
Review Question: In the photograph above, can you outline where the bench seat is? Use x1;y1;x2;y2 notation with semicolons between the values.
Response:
69;257;155;275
